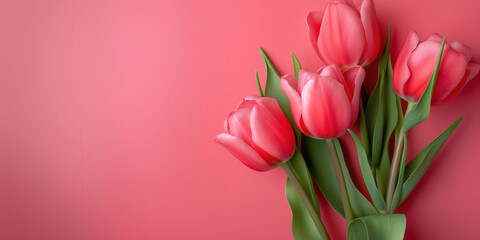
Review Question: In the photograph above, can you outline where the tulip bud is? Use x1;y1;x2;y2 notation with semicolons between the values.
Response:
392;31;480;105
215;96;296;171
307;0;381;68
281;65;365;139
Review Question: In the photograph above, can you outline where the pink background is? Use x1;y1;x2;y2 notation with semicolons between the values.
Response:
0;0;479;239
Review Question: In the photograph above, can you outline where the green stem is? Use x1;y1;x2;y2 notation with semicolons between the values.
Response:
282;163;330;240
385;102;415;213
326;139;353;223
385;129;404;213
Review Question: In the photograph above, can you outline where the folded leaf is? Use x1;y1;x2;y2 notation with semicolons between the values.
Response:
259;48;290;119
364;27;399;197
375;149;390;199
403;39;445;131
365;27;397;166
255;70;264;97
285;149;322;240
259;48;302;144
303;137;378;219
347;214;406;240
401;117;462;204
349;130;386;211
291;52;302;79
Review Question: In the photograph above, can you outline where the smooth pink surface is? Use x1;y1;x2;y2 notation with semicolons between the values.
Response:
215;96;296;171
280;66;364;139
392;31;480;105
308;0;381;67
0;0;479;239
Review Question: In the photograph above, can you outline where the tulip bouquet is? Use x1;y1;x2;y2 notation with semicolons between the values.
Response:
215;0;479;239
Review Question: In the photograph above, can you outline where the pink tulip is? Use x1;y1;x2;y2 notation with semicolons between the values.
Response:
307;0;381;68
215;96;296;172
392;31;480;105
281;65;365;139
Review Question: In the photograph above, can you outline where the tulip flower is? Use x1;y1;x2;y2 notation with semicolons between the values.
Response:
307;0;381;68
281;65;365;139
215;96;296;171
392;31;480;105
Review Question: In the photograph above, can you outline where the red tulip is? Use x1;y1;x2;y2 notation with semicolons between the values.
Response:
392;31;480;105
307;0;381;68
215;96;296;172
281;65;365;139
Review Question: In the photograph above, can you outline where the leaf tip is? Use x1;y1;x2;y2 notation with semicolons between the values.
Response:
259;47;266;56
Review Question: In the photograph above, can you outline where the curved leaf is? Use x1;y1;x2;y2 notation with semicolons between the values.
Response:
349;130;386;211
347;214;406;240
364;27;399;196
291;52;302;79
255;70;264;97
401;117;462;204
403;39;445;131
303;137;378;219
286;180;322;240
259;48;301;145
259;48;288;116
285;149;322;240
365;27;397;167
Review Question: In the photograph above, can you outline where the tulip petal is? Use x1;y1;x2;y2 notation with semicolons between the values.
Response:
405;39;444;101
426;33;444;43
431;45;468;104
227;107;253;144
319;65;352;101
343;65;366;125
251;98;295;162
302;77;352;139
342;0;360;11
281;74;310;135
318;65;345;82
307;11;325;63
215;133;272;172
359;0;381;65
236;95;259;111
392;31;420;99
450;41;473;61
437;62;480;105
223;119;228;132
318;2;365;67
466;62;480;82
298;70;320;93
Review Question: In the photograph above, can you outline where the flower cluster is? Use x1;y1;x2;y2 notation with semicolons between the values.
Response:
215;0;478;239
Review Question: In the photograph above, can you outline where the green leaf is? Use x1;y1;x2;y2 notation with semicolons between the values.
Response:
375;149;390;198
286;180;322;240
403;39;445;131
349;130;386;211
400;117;462;204
291;52;302;79
259;48;301;145
347;214;406;240
358;94;370;160
390;133;408;211
259;47;290;120
365;26;398;172
285;149;322;240
364;27;399;197
303;137;378;219
255;70;264;97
